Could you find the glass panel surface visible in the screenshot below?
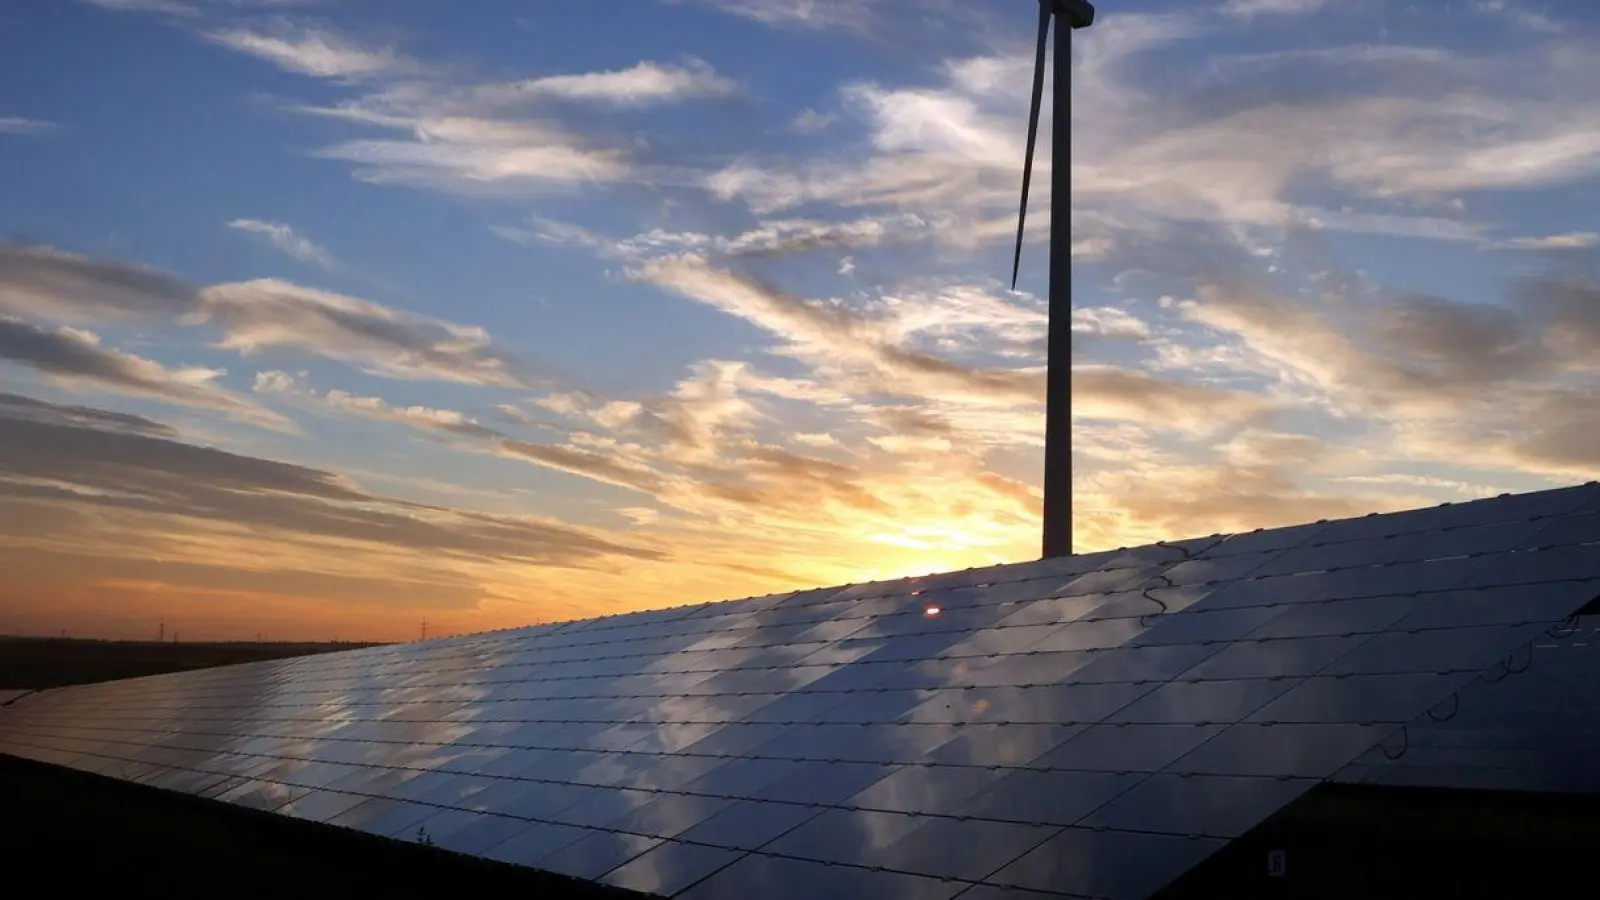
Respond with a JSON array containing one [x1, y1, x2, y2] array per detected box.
[[1167, 722, 1393, 778], [678, 852, 968, 900], [1180, 635, 1366, 681], [418, 810, 535, 856], [1317, 623, 1545, 677], [1080, 772, 1316, 839], [1248, 595, 1430, 640], [926, 723, 1083, 768], [674, 798, 825, 851], [1396, 584, 1600, 630], [951, 886, 1064, 900], [599, 840, 746, 898], [749, 760, 899, 806], [762, 807, 928, 866], [274, 789, 373, 824], [532, 828, 663, 881], [844, 763, 1009, 816], [908, 682, 1157, 726], [877, 816, 1059, 882], [953, 768, 1141, 826], [1247, 671, 1475, 724], [601, 790, 735, 839], [327, 796, 439, 839], [479, 821, 591, 867], [1131, 606, 1290, 647], [1034, 723, 1227, 773], [679, 756, 799, 799], [1109, 678, 1297, 725], [988, 826, 1228, 898], [7, 483, 1595, 900], [1067, 643, 1224, 684]]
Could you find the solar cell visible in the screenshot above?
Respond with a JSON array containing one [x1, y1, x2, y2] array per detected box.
[[3, 484, 1599, 899], [597, 840, 745, 897], [676, 851, 967, 900]]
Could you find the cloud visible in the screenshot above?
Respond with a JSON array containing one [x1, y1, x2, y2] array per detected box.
[[254, 44, 737, 195], [205, 20, 418, 80], [0, 391, 177, 438], [256, 370, 502, 440], [294, 105, 630, 192], [0, 319, 290, 430], [1072, 306, 1152, 340], [791, 108, 836, 133], [227, 219, 336, 268], [0, 243, 541, 390], [672, 0, 877, 31], [1221, 0, 1327, 18], [497, 213, 941, 262], [1074, 365, 1273, 434], [75, 0, 198, 13], [479, 58, 736, 107], [699, 16, 1600, 273], [635, 254, 1044, 405], [196, 278, 539, 387], [0, 242, 197, 324], [0, 395, 662, 592], [259, 371, 668, 493], [0, 117, 58, 136], [315, 133, 627, 191], [1488, 232, 1599, 251], [1179, 271, 1600, 426], [78, 0, 323, 12], [1473, 0, 1563, 34]]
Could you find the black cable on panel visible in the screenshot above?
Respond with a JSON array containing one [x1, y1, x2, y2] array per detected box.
[[1380, 726, 1410, 761], [1549, 614, 1581, 639], [1154, 539, 1198, 561], [1139, 575, 1174, 628], [1426, 692, 1459, 722]]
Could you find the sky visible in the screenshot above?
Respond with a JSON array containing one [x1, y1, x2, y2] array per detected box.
[[2, 0, 1598, 642]]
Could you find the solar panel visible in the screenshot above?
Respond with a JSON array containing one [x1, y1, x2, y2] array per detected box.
[[3, 484, 1599, 899], [1331, 616, 1600, 794]]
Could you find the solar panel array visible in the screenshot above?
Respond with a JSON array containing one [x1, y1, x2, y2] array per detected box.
[[1333, 615, 1600, 795], [3, 484, 1599, 899]]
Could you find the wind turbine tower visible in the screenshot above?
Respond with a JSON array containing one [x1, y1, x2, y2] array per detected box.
[[1011, 0, 1096, 559]]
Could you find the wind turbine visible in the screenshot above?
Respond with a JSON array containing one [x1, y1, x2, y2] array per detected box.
[[1011, 0, 1095, 560]]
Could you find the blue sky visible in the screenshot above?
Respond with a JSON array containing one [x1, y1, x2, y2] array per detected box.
[[2, 0, 1598, 640]]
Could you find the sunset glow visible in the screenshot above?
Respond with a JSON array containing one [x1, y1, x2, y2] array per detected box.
[[2, 0, 1597, 641]]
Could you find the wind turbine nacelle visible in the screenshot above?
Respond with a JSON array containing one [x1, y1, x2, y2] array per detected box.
[[1054, 0, 1095, 29]]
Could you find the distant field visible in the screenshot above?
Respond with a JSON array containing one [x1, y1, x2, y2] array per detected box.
[[0, 636, 387, 690]]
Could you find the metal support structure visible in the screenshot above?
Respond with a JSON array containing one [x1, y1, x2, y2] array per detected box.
[[1012, 0, 1094, 560], [1042, 6, 1078, 560]]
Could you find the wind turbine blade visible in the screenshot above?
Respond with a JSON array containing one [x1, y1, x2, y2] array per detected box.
[[1012, 1, 1050, 291]]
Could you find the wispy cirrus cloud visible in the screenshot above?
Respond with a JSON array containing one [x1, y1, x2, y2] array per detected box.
[[227, 218, 336, 268], [255, 369, 502, 440], [78, 0, 324, 13], [0, 319, 290, 430], [1221, 0, 1328, 18], [210, 20, 739, 195], [668, 0, 877, 31], [634, 254, 1045, 405], [0, 393, 667, 631], [477, 58, 736, 107], [2, 242, 542, 390], [1473, 0, 1563, 35], [197, 279, 541, 387], [1487, 231, 1599, 251], [0, 116, 59, 136], [204, 20, 420, 80], [0, 242, 198, 323]]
